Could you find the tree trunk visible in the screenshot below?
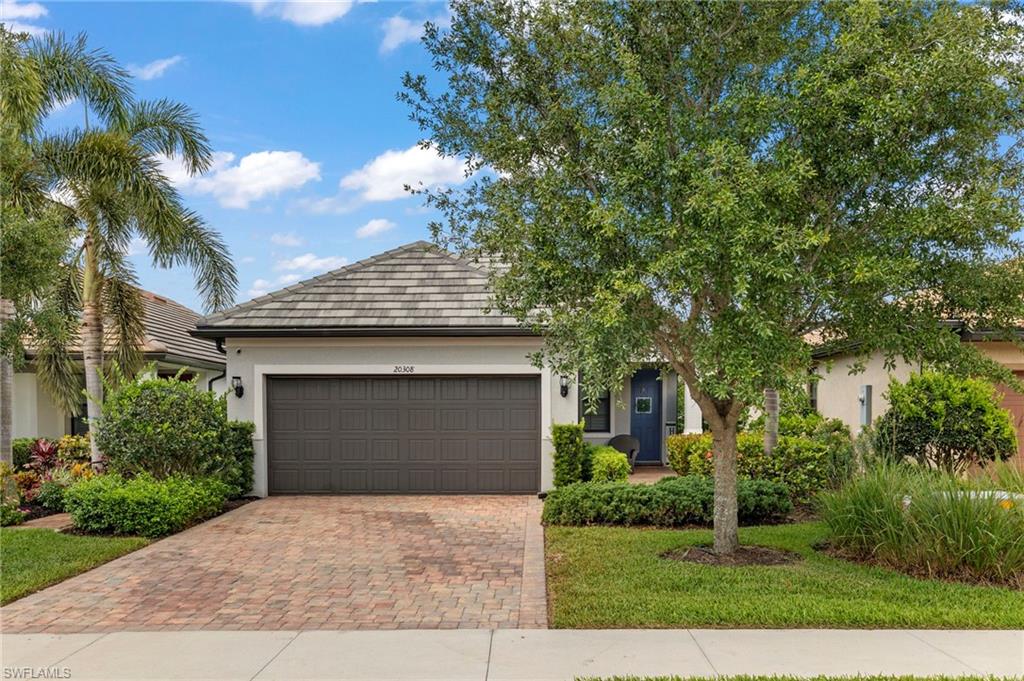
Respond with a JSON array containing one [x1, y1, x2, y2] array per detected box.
[[764, 387, 779, 456], [710, 418, 740, 554], [81, 233, 104, 468], [0, 298, 14, 467]]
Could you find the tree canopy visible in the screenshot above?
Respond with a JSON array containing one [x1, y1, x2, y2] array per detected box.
[[404, 0, 1024, 552]]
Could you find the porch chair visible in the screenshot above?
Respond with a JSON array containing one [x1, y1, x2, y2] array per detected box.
[[607, 434, 641, 471]]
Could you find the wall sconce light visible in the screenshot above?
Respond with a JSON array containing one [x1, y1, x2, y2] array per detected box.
[[231, 376, 244, 398], [559, 375, 570, 398]]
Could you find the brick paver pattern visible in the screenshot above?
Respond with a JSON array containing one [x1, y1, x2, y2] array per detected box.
[[0, 496, 547, 633]]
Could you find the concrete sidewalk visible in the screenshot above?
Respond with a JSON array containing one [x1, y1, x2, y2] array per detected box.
[[2, 629, 1021, 680]]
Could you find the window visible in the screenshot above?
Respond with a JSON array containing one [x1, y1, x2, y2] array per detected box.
[[71, 402, 89, 435], [808, 368, 819, 413], [578, 378, 611, 432]]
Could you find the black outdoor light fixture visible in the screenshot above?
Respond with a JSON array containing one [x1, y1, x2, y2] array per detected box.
[[231, 376, 244, 398], [559, 375, 570, 398]]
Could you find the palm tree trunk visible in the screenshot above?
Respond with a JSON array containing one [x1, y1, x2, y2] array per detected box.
[[764, 387, 779, 456], [81, 232, 104, 468], [0, 298, 14, 467]]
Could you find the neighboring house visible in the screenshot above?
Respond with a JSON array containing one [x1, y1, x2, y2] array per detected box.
[[13, 290, 227, 440], [193, 241, 698, 497], [812, 332, 1024, 462]]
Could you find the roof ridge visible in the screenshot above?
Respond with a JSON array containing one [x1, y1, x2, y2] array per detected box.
[[198, 240, 488, 326]]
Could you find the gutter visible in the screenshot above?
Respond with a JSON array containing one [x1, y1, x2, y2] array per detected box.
[[190, 325, 542, 340], [207, 338, 227, 392]]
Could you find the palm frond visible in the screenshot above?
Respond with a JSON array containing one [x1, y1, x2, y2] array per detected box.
[[27, 31, 132, 128], [122, 99, 213, 175], [102, 274, 144, 382], [33, 267, 83, 414], [0, 28, 47, 136], [147, 209, 238, 312]]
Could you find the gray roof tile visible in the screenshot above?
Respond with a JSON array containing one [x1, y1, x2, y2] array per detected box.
[[196, 241, 524, 332]]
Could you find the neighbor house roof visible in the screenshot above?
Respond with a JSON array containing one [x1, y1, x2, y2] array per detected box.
[[193, 241, 534, 338], [26, 289, 225, 370]]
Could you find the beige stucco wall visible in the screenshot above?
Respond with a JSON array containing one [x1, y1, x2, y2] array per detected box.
[[815, 341, 1024, 435], [814, 353, 920, 434], [222, 336, 576, 496], [12, 372, 65, 440]]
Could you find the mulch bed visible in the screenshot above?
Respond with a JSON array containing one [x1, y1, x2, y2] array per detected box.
[[663, 544, 803, 567]]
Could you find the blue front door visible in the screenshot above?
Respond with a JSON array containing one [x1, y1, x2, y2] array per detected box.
[[630, 369, 662, 464]]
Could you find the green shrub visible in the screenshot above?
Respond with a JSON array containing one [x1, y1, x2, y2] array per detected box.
[[64, 474, 230, 538], [820, 464, 1024, 587], [55, 434, 90, 465], [552, 422, 586, 487], [589, 446, 630, 482], [0, 502, 25, 527], [94, 375, 230, 478], [668, 431, 832, 504], [874, 372, 1017, 474], [220, 421, 255, 497], [542, 475, 791, 527], [12, 438, 34, 470], [35, 480, 66, 512], [666, 433, 710, 475]]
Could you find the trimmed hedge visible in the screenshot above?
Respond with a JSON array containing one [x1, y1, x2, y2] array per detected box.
[[221, 421, 256, 498], [667, 431, 832, 503], [64, 474, 230, 538], [589, 446, 630, 482], [542, 476, 792, 527], [552, 422, 586, 486], [12, 438, 34, 470]]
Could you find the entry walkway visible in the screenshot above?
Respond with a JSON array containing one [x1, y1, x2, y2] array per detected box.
[[2, 629, 1021, 680]]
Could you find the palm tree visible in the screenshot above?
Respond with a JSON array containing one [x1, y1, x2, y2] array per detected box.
[[1, 28, 130, 464], [2, 30, 238, 467]]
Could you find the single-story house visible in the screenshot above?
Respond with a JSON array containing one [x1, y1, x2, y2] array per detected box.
[[812, 331, 1024, 463], [193, 241, 704, 497], [13, 290, 227, 440]]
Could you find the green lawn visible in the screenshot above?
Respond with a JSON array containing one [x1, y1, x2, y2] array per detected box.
[[546, 522, 1024, 629], [0, 528, 149, 604]]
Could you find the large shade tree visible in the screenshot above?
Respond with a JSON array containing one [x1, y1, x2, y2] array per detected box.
[[1, 29, 238, 466], [404, 0, 1024, 553]]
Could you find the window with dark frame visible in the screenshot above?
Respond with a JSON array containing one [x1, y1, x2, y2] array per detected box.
[[808, 374, 819, 412], [578, 376, 611, 432]]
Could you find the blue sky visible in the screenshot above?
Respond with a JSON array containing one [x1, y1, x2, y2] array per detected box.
[[5, 0, 458, 312]]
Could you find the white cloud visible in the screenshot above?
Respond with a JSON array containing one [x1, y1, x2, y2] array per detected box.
[[240, 256, 256, 264], [2, 0, 49, 35], [246, 278, 273, 298], [355, 218, 396, 239], [274, 252, 348, 272], [277, 273, 302, 285], [380, 12, 449, 54], [126, 237, 147, 257], [339, 144, 468, 202], [270, 231, 303, 247], [243, 1, 356, 26], [128, 55, 183, 81], [380, 16, 423, 53], [160, 150, 321, 209]]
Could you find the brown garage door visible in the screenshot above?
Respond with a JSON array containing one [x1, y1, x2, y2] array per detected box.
[[266, 376, 541, 494]]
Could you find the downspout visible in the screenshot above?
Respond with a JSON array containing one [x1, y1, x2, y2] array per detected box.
[[207, 338, 227, 391]]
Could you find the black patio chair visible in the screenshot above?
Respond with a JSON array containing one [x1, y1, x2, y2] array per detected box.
[[608, 434, 641, 471]]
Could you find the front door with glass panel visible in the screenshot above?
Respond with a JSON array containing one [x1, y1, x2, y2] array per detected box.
[[630, 369, 662, 464]]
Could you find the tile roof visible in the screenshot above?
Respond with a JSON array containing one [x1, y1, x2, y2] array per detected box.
[[25, 290, 225, 368], [195, 241, 530, 336]]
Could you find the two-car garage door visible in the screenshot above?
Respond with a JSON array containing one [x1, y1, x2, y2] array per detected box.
[[266, 376, 541, 494]]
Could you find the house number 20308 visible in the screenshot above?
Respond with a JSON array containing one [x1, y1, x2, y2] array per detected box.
[[393, 365, 415, 374]]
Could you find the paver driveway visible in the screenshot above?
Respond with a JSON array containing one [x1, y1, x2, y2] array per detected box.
[[0, 496, 546, 633]]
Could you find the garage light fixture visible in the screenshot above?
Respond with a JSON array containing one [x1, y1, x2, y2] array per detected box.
[[559, 375, 570, 398], [231, 376, 244, 398]]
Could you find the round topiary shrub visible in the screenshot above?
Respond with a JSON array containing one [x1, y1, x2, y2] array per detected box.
[[874, 372, 1018, 474], [94, 375, 231, 479]]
